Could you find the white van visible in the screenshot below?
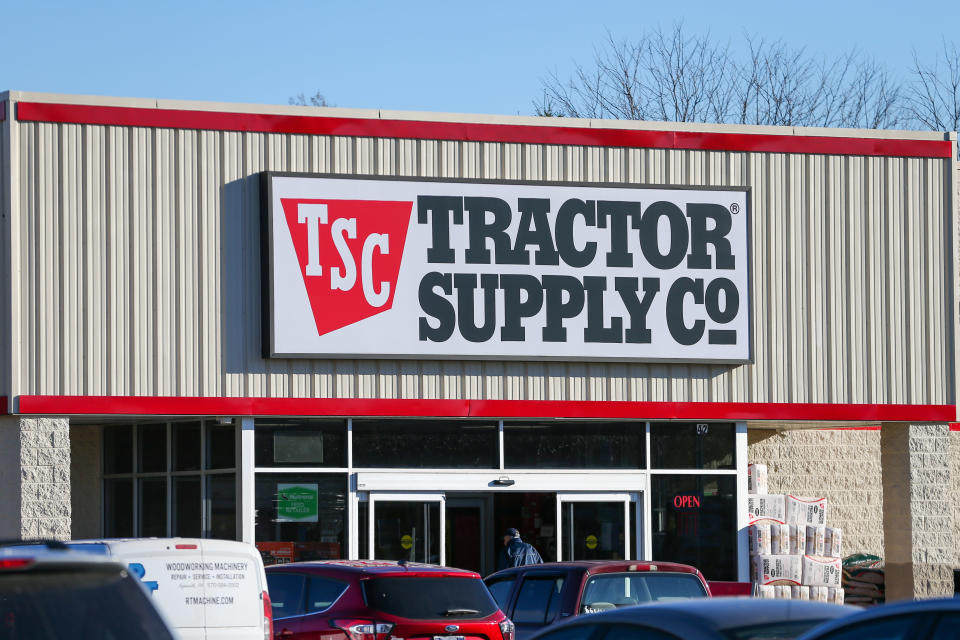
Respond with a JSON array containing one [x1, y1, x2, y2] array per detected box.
[[65, 538, 271, 640]]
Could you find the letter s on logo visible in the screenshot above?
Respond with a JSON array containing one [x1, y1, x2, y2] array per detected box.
[[362, 233, 390, 307], [330, 217, 358, 291]]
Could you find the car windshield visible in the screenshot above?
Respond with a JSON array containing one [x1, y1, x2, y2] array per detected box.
[[580, 573, 707, 612], [0, 569, 174, 640], [722, 619, 832, 640], [364, 576, 499, 619]]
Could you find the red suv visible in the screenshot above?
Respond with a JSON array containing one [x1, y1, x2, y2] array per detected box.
[[266, 560, 514, 640]]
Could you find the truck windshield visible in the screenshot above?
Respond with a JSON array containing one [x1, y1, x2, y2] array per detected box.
[[580, 572, 707, 613], [364, 576, 498, 619]]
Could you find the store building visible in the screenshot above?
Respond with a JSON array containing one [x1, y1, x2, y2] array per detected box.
[[0, 91, 956, 597]]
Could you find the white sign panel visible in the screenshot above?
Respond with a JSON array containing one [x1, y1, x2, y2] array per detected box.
[[262, 174, 751, 363]]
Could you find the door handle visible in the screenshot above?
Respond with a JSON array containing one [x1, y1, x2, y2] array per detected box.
[[277, 629, 294, 638]]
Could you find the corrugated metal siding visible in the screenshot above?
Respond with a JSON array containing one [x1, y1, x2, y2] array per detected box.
[[8, 117, 956, 406]]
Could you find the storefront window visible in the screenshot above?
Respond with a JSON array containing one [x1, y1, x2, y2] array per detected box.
[[103, 426, 133, 474], [139, 478, 167, 537], [650, 422, 735, 470], [504, 422, 646, 469], [173, 421, 202, 472], [206, 474, 236, 539], [207, 423, 236, 469], [173, 477, 202, 537], [102, 421, 238, 539], [137, 424, 167, 473], [353, 420, 498, 469], [255, 474, 347, 565], [651, 475, 736, 581], [255, 420, 346, 468], [103, 478, 133, 537]]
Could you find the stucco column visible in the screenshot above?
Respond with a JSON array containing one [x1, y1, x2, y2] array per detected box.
[[0, 416, 72, 540], [881, 422, 954, 600]]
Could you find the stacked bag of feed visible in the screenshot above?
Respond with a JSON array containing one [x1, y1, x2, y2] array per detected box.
[[748, 464, 844, 604], [842, 553, 885, 606]]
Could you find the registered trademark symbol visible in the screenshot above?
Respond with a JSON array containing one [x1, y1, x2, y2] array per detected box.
[[730, 203, 740, 214]]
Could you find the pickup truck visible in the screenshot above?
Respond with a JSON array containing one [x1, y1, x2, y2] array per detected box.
[[484, 561, 711, 640]]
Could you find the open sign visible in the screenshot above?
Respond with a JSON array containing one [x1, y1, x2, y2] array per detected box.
[[673, 495, 701, 510]]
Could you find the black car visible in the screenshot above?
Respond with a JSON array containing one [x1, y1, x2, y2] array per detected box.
[[0, 544, 174, 640], [797, 597, 960, 640], [528, 598, 857, 640]]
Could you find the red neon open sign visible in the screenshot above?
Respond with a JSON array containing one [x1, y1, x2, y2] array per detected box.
[[673, 495, 701, 509]]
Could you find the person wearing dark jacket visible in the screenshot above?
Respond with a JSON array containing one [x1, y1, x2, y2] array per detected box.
[[496, 528, 543, 570]]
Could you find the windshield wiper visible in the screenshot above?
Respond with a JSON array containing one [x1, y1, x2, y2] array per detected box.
[[444, 608, 480, 616]]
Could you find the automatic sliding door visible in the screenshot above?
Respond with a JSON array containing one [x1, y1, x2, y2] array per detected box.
[[369, 493, 444, 565], [558, 493, 640, 561]]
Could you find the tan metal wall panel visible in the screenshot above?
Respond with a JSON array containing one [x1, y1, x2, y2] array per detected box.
[[8, 115, 956, 407]]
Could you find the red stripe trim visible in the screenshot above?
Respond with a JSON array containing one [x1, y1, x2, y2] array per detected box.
[[951, 422, 960, 432], [15, 101, 952, 159], [14, 395, 956, 422]]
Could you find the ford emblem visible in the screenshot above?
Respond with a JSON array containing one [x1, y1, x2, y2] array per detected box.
[[445, 626, 460, 632]]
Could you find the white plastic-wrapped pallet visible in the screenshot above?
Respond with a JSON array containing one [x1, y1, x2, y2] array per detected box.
[[810, 586, 829, 603], [805, 525, 826, 556], [752, 555, 803, 585], [824, 527, 843, 558], [802, 555, 842, 587], [748, 495, 786, 525], [788, 524, 806, 555], [770, 523, 784, 554], [775, 585, 791, 599], [827, 587, 845, 605], [749, 524, 772, 556], [786, 496, 828, 526], [748, 463, 768, 494], [753, 584, 775, 598]]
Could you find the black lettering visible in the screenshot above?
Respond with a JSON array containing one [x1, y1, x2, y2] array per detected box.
[[418, 196, 463, 264], [583, 276, 622, 343], [465, 197, 525, 264], [542, 275, 585, 342], [597, 201, 640, 267], [616, 277, 660, 344], [687, 203, 735, 269], [514, 198, 559, 265], [555, 199, 597, 268], [638, 201, 689, 269], [418, 272, 455, 342], [705, 277, 739, 344], [500, 274, 544, 341], [453, 273, 499, 342], [666, 277, 704, 346]]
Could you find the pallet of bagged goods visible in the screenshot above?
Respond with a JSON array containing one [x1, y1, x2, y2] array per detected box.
[[746, 479, 843, 603], [842, 553, 885, 606]]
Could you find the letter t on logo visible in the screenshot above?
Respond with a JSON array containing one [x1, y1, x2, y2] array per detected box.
[[298, 203, 328, 276]]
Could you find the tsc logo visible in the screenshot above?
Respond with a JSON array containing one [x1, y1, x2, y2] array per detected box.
[[280, 198, 412, 336]]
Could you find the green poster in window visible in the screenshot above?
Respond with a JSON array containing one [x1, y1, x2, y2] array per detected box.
[[277, 483, 319, 522]]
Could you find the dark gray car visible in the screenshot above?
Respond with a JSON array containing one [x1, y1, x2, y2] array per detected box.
[[0, 546, 175, 640], [527, 598, 857, 640], [797, 597, 960, 640]]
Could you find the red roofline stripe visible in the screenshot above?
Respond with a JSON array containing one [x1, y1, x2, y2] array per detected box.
[[13, 395, 956, 422], [14, 101, 952, 159]]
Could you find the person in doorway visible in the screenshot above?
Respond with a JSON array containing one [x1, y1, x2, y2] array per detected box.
[[497, 528, 543, 570]]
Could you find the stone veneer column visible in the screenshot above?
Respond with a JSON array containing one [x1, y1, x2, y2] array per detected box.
[[881, 422, 954, 600], [0, 416, 72, 540]]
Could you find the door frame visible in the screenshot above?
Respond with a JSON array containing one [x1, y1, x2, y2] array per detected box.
[[368, 491, 446, 565], [556, 492, 643, 561]]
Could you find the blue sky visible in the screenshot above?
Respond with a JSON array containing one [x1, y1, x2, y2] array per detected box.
[[2, 0, 958, 116]]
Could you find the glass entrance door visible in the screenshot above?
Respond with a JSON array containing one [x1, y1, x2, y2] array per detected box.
[[369, 493, 444, 565], [558, 493, 640, 561]]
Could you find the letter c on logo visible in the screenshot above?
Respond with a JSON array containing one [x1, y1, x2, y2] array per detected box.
[[362, 233, 390, 307]]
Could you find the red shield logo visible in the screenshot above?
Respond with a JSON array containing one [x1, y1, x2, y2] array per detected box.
[[280, 198, 413, 336]]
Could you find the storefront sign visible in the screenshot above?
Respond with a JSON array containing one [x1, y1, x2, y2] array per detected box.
[[276, 483, 319, 522], [585, 534, 598, 550], [263, 174, 750, 363]]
